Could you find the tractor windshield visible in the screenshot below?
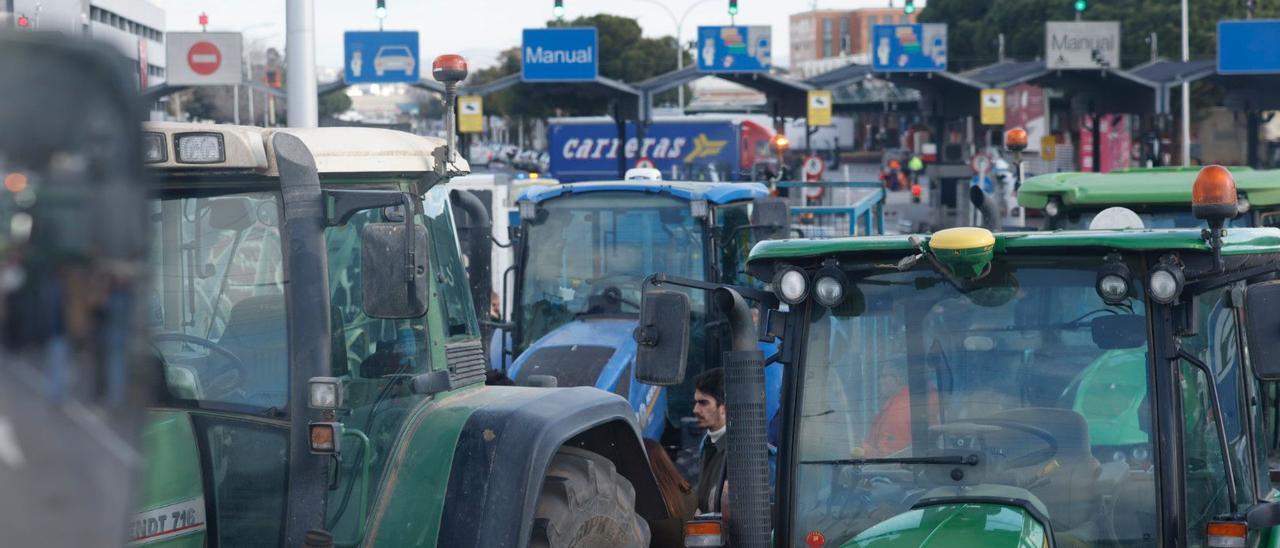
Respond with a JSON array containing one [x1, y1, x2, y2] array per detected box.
[[517, 192, 706, 353], [791, 257, 1158, 547], [149, 189, 290, 413]]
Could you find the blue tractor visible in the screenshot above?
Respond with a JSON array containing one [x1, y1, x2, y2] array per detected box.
[[491, 179, 788, 443]]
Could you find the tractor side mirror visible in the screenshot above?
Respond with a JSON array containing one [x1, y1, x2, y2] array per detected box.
[[633, 289, 691, 386], [1246, 280, 1280, 381], [361, 221, 431, 319], [751, 197, 790, 242]]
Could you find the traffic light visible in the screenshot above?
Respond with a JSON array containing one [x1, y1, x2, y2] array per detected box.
[[904, 0, 916, 14], [728, 0, 739, 16], [375, 0, 387, 19], [15, 14, 29, 28], [1074, 0, 1087, 12], [553, 0, 564, 19]]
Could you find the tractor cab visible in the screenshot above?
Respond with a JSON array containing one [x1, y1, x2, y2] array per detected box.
[[637, 166, 1280, 547], [496, 180, 788, 440], [139, 119, 666, 548], [1020, 166, 1280, 230]]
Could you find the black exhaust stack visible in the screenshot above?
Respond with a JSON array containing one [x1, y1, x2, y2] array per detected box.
[[713, 288, 769, 548]]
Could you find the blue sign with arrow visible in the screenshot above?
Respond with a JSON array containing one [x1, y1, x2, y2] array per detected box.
[[696, 26, 772, 73], [871, 24, 947, 72], [522, 28, 598, 82], [1218, 20, 1280, 74], [344, 31, 420, 84]]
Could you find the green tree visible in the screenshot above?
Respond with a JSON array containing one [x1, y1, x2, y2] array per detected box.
[[319, 90, 352, 119]]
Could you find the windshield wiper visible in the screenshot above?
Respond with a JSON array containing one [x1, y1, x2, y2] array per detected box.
[[800, 454, 980, 467]]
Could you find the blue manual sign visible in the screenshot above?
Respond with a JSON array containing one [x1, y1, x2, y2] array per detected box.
[[1218, 20, 1280, 74], [522, 28, 598, 82], [872, 24, 947, 72], [344, 31, 420, 84], [696, 26, 771, 73]]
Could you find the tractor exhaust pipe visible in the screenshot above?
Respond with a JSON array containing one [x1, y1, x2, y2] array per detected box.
[[712, 288, 769, 548]]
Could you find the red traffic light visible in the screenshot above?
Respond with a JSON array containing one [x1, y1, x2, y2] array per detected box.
[[198, 13, 208, 27], [16, 14, 30, 28], [432, 54, 468, 83]]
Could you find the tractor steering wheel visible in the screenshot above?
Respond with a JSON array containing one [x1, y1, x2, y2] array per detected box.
[[152, 333, 247, 398]]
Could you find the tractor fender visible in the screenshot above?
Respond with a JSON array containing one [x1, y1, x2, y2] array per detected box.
[[436, 386, 666, 548]]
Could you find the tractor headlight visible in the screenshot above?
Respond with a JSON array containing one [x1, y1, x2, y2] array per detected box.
[[308, 376, 342, 410], [142, 132, 167, 164], [1044, 197, 1063, 218], [519, 200, 537, 222], [174, 132, 225, 164], [773, 266, 809, 305], [1147, 263, 1185, 305], [813, 267, 847, 308], [1095, 255, 1132, 305]]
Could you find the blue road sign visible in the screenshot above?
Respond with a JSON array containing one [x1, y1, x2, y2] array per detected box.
[[1218, 20, 1280, 74], [696, 26, 771, 73], [871, 24, 947, 72], [344, 31, 420, 84], [522, 28, 598, 82]]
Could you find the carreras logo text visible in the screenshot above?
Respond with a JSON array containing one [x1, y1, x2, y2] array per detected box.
[[559, 134, 728, 162], [525, 46, 594, 64]]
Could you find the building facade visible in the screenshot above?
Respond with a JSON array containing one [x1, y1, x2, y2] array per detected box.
[[3, 0, 164, 88], [790, 7, 918, 77]]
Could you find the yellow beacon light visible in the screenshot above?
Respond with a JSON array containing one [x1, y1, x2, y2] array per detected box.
[[929, 227, 996, 277]]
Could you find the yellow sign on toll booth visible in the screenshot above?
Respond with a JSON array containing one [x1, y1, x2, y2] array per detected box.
[[807, 90, 833, 127], [458, 95, 483, 134], [980, 89, 1005, 126]]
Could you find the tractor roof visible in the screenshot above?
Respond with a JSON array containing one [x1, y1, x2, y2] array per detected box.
[[748, 228, 1280, 264], [142, 122, 466, 178], [518, 180, 770, 205], [1018, 166, 1280, 209]]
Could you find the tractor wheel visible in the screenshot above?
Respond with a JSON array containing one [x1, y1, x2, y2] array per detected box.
[[530, 447, 650, 548]]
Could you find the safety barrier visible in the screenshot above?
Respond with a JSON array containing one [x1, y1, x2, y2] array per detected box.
[[775, 181, 886, 237]]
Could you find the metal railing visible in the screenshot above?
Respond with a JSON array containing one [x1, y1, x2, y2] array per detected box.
[[775, 181, 886, 237]]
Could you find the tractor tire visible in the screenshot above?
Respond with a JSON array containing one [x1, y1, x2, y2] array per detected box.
[[530, 447, 650, 548]]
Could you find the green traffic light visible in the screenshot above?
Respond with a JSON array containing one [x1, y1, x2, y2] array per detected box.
[[728, 0, 738, 15], [905, 4, 915, 14], [553, 6, 564, 17], [1074, 0, 1087, 11]]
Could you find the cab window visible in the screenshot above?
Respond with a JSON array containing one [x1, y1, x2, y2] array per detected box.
[[714, 203, 754, 286], [149, 191, 288, 412]]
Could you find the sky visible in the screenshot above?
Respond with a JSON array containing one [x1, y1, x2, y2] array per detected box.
[[151, 0, 916, 72]]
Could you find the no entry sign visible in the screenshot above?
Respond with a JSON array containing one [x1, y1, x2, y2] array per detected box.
[[187, 42, 222, 75], [167, 32, 242, 86]]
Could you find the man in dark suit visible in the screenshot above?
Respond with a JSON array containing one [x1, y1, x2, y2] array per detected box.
[[692, 368, 728, 514]]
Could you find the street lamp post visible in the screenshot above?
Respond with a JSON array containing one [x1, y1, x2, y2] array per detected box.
[[630, 0, 719, 110], [1181, 0, 1190, 166]]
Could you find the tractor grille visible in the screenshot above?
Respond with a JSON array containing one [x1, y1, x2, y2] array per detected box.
[[447, 339, 487, 388], [513, 345, 615, 388]]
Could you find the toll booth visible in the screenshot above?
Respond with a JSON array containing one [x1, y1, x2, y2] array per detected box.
[[454, 72, 644, 178], [806, 62, 991, 230], [632, 66, 811, 179]]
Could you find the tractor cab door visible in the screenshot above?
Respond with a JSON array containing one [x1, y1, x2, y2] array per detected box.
[[145, 190, 292, 546]]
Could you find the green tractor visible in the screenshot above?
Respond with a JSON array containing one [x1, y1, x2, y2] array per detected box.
[[636, 165, 1280, 547], [1019, 166, 1280, 230], [134, 56, 662, 548]]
